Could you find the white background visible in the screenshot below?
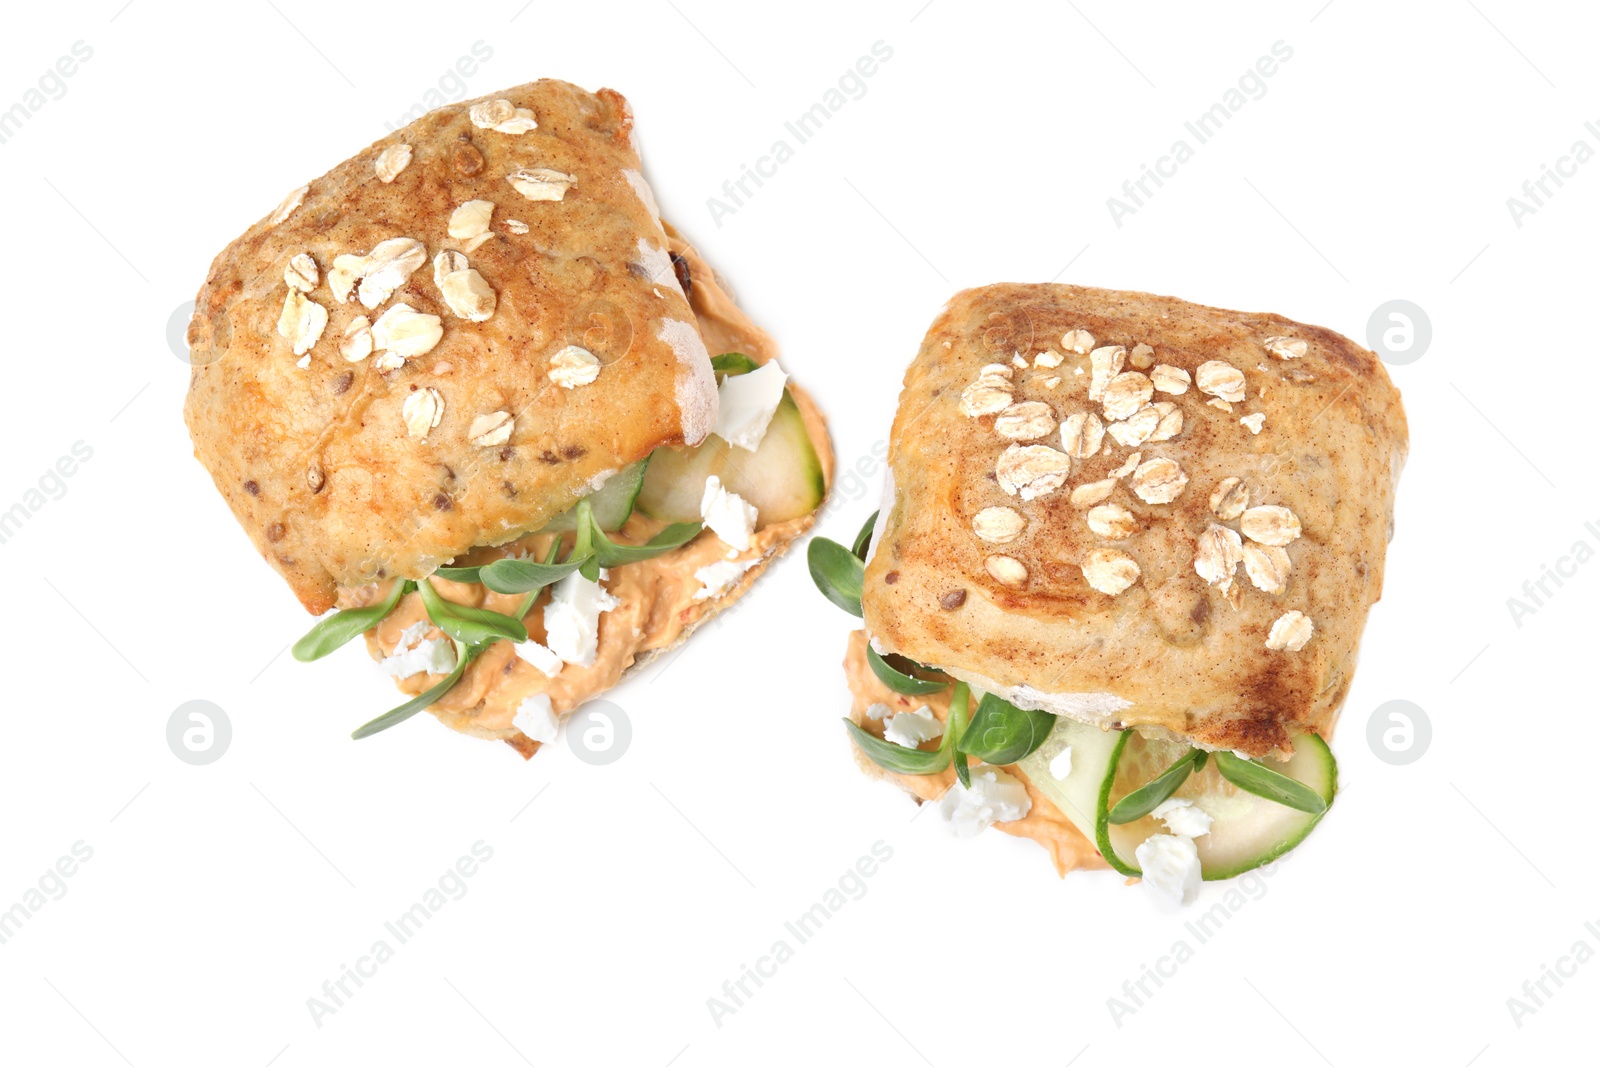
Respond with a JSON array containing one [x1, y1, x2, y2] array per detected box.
[[0, 1, 1591, 1064]]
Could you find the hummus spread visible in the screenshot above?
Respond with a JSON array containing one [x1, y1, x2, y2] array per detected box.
[[842, 630, 1106, 876], [343, 232, 833, 755]]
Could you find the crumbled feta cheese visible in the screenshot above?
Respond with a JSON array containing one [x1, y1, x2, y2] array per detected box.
[[712, 361, 787, 451], [700, 475, 757, 551], [864, 702, 893, 721], [514, 640, 563, 678], [1152, 797, 1213, 839], [937, 766, 1031, 837], [512, 694, 559, 743], [1049, 745, 1073, 780], [693, 556, 759, 601], [1135, 834, 1202, 908], [379, 621, 456, 678], [543, 571, 620, 667], [883, 706, 942, 749]]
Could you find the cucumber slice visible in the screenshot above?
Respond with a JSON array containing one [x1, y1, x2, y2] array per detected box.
[[541, 459, 648, 533], [636, 390, 824, 526], [1020, 724, 1337, 881], [1101, 733, 1337, 880]]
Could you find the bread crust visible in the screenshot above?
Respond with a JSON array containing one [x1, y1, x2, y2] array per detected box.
[[184, 80, 716, 613], [862, 284, 1407, 757]]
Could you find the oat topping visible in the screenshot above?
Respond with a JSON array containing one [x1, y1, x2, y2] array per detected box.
[[996, 443, 1072, 500], [375, 143, 412, 183], [1264, 335, 1308, 360], [468, 410, 514, 447], [439, 268, 497, 322], [469, 98, 538, 134], [277, 290, 327, 356], [402, 387, 444, 439], [1060, 411, 1105, 458], [1107, 404, 1160, 447], [1240, 412, 1266, 435], [1069, 478, 1118, 507], [433, 250, 469, 289], [269, 185, 308, 225], [1082, 549, 1140, 596], [549, 344, 601, 388], [1042, 375, 1062, 389], [1034, 349, 1064, 369], [1149, 401, 1183, 442], [1193, 523, 1244, 588], [1129, 457, 1188, 504], [1088, 345, 1126, 402], [1265, 610, 1314, 651], [1088, 504, 1137, 539], [283, 253, 319, 294], [972, 506, 1026, 543], [507, 167, 576, 201], [504, 219, 530, 235], [1150, 364, 1190, 395], [1196, 360, 1246, 403], [1062, 329, 1096, 354], [995, 401, 1057, 441], [1206, 397, 1234, 413], [1240, 505, 1301, 547], [327, 254, 365, 304], [1243, 542, 1291, 594], [1209, 477, 1249, 520], [1011, 353, 1028, 369], [985, 554, 1029, 586], [370, 303, 444, 367], [356, 237, 428, 309], [448, 200, 495, 241], [340, 315, 373, 362], [1128, 342, 1155, 369], [959, 367, 1015, 417], [1102, 371, 1154, 421], [1110, 451, 1142, 480]]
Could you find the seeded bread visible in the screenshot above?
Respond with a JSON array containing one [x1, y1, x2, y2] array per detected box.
[[861, 284, 1407, 757], [184, 80, 718, 614]]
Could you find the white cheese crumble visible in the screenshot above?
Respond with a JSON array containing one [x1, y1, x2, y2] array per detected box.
[[937, 766, 1031, 837], [543, 570, 620, 668], [1135, 834, 1202, 908], [693, 556, 759, 601], [379, 621, 456, 678], [512, 694, 559, 743], [1151, 797, 1213, 839], [883, 706, 942, 749], [700, 475, 757, 551], [514, 640, 563, 678], [1049, 745, 1074, 780], [864, 702, 893, 721], [712, 361, 787, 452]]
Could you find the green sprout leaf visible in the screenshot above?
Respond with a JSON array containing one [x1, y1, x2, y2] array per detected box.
[[479, 556, 588, 595], [352, 640, 472, 740], [851, 510, 879, 561], [948, 682, 971, 788], [431, 565, 482, 583], [1215, 751, 1329, 815], [416, 579, 528, 646], [590, 521, 704, 567], [808, 536, 864, 617], [292, 579, 412, 662], [711, 352, 760, 378], [955, 693, 1056, 766], [1107, 749, 1208, 825], [843, 719, 951, 776], [866, 646, 950, 696]]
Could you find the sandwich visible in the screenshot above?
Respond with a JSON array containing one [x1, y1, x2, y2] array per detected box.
[[184, 80, 831, 754], [808, 284, 1406, 904]]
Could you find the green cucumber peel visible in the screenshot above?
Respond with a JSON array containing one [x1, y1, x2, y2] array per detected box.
[[1107, 748, 1208, 825], [292, 579, 413, 662], [948, 682, 971, 788], [955, 693, 1056, 766], [808, 536, 864, 617], [710, 352, 760, 378], [1214, 750, 1329, 815]]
